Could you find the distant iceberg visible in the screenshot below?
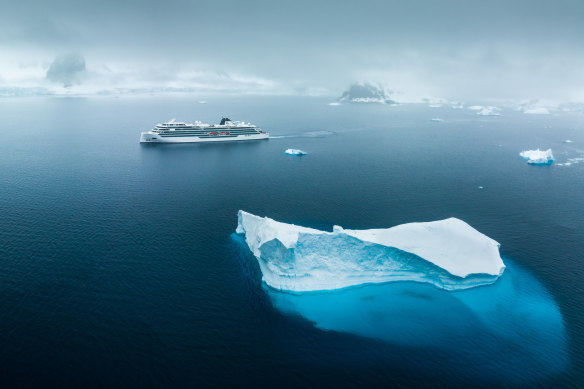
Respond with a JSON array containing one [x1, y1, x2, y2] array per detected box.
[[520, 149, 554, 165], [284, 148, 307, 155], [475, 106, 501, 116], [430, 118, 444, 122], [236, 211, 505, 292], [337, 83, 394, 104]]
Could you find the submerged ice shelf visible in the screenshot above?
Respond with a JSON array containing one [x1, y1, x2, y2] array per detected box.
[[236, 211, 506, 292]]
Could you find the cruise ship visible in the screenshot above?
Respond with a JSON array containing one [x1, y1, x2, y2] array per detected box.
[[140, 118, 269, 143]]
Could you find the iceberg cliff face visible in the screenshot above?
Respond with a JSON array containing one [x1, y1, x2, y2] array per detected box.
[[236, 211, 505, 292]]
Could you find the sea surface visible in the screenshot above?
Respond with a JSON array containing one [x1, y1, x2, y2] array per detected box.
[[0, 96, 583, 387]]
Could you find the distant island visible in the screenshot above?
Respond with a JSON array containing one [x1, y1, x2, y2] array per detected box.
[[337, 83, 395, 104]]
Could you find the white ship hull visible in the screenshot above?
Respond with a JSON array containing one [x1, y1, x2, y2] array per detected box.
[[140, 131, 269, 143]]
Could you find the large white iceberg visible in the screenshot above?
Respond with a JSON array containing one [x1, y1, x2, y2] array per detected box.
[[236, 211, 505, 292], [520, 149, 554, 165]]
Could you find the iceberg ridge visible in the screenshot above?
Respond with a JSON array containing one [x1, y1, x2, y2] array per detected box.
[[236, 211, 505, 292]]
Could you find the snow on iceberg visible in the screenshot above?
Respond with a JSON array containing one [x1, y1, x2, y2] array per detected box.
[[520, 149, 554, 165], [284, 148, 307, 155], [236, 211, 505, 292]]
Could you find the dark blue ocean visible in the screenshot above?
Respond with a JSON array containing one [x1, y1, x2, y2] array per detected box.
[[0, 96, 583, 387]]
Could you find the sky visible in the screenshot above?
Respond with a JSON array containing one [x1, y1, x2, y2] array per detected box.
[[1, 0, 583, 102]]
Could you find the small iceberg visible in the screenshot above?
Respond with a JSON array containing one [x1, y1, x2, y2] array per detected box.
[[564, 139, 573, 143], [284, 148, 307, 156], [430, 118, 444, 122], [520, 149, 554, 165], [236, 211, 505, 292], [327, 102, 341, 106]]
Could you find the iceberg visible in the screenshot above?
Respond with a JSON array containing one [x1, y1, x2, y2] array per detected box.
[[520, 149, 554, 165], [236, 211, 505, 292], [468, 105, 501, 116], [284, 148, 307, 155], [430, 118, 444, 122], [337, 83, 395, 104]]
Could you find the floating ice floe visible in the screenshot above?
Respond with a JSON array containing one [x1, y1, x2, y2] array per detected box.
[[236, 211, 505, 292], [327, 102, 341, 106], [430, 118, 444, 122], [564, 139, 573, 143], [520, 149, 554, 165], [284, 148, 307, 155], [557, 156, 584, 167]]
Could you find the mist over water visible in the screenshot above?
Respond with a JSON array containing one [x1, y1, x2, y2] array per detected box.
[[0, 96, 583, 386]]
